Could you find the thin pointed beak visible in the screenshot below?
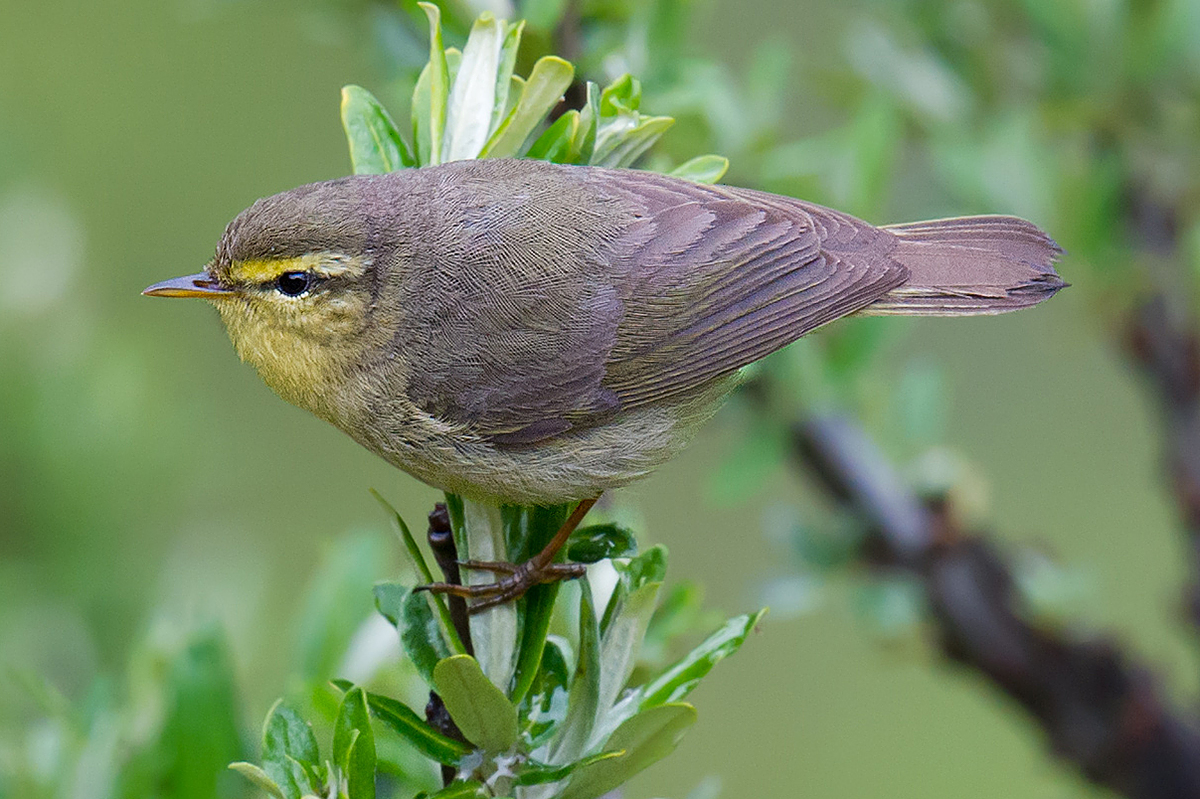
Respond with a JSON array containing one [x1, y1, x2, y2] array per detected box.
[[142, 273, 230, 298]]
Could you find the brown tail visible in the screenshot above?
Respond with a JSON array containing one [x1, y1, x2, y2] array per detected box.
[[864, 215, 1066, 316]]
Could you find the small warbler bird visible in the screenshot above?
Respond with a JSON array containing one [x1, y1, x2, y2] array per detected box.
[[145, 158, 1063, 608]]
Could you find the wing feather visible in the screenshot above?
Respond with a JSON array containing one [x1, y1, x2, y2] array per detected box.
[[395, 161, 907, 445]]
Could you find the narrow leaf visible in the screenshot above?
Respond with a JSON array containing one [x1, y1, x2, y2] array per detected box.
[[601, 610, 765, 741], [404, 588, 453, 684], [229, 763, 286, 799], [374, 582, 451, 685], [525, 110, 579, 162], [459, 499, 518, 691], [514, 751, 624, 786], [444, 13, 504, 161], [481, 56, 575, 157], [412, 62, 433, 165], [261, 700, 320, 799], [560, 704, 697, 799], [509, 577, 560, 706], [344, 735, 375, 799], [333, 688, 376, 799], [361, 690, 472, 765], [433, 655, 519, 752], [371, 491, 466, 656], [639, 610, 766, 708], [490, 21, 525, 134], [595, 582, 661, 738], [568, 81, 600, 164], [599, 74, 641, 116], [340, 85, 414, 174], [669, 154, 729, 184], [592, 116, 674, 168], [548, 578, 601, 765], [418, 2, 448, 164]]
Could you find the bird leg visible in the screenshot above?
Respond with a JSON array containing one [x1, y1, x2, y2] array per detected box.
[[416, 496, 598, 614]]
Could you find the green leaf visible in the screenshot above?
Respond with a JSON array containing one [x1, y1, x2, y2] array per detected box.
[[374, 583, 451, 685], [669, 154, 729, 184], [333, 688, 376, 799], [618, 545, 668, 593], [514, 751, 624, 786], [433, 655, 519, 752], [567, 523, 638, 563], [568, 81, 600, 164], [481, 56, 575, 157], [417, 2, 449, 164], [592, 115, 675, 168], [444, 13, 505, 161], [229, 762, 286, 799], [490, 22, 524, 135], [261, 700, 320, 799], [521, 636, 571, 748], [596, 582, 660, 732], [427, 780, 487, 799], [602, 545, 667, 634], [370, 490, 435, 584], [596, 610, 764, 743], [340, 85, 414, 174], [502, 502, 571, 563], [412, 62, 433, 165], [525, 110, 580, 162], [360, 690, 472, 765], [371, 491, 466, 656], [458, 498, 519, 691], [637, 610, 766, 709], [560, 704, 698, 799], [548, 578, 601, 765], [591, 75, 674, 167], [599, 74, 641, 115]]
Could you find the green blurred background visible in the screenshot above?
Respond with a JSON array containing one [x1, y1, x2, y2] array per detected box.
[[1, 0, 1193, 797]]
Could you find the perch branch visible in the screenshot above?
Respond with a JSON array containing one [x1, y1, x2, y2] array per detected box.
[[791, 415, 1200, 799]]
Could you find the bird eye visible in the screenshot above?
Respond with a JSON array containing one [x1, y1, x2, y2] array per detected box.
[[275, 271, 313, 297]]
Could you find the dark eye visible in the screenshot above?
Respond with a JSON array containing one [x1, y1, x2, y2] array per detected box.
[[276, 271, 313, 297]]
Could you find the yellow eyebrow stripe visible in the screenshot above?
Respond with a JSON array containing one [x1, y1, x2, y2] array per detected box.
[[229, 257, 307, 285], [228, 253, 367, 284]]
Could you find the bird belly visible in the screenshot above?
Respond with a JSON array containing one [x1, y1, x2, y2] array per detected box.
[[352, 376, 736, 504]]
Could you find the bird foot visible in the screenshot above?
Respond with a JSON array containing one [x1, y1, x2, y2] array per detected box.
[[414, 497, 598, 614], [416, 560, 587, 613]]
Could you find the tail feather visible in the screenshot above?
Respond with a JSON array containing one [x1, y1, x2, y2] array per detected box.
[[865, 215, 1066, 316]]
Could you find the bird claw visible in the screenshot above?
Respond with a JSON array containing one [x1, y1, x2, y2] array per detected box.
[[415, 497, 598, 614], [418, 561, 587, 614]]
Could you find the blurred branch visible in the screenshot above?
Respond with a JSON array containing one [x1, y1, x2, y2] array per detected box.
[[1127, 296, 1200, 632], [791, 414, 1200, 799]]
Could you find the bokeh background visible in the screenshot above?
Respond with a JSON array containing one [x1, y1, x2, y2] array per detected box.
[[2, 0, 1196, 797]]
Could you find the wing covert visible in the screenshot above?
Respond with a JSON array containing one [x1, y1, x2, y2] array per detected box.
[[392, 161, 908, 445]]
